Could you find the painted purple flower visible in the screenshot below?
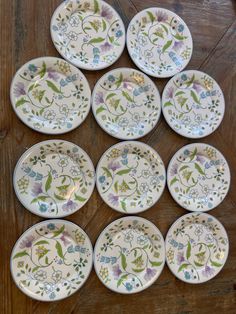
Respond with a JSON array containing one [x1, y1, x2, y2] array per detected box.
[[173, 41, 184, 52], [177, 251, 185, 265], [101, 5, 113, 20], [196, 155, 205, 164], [192, 83, 202, 93], [31, 182, 43, 197], [19, 235, 35, 249], [108, 193, 119, 207], [170, 163, 178, 176], [108, 161, 121, 171], [202, 265, 215, 278], [144, 268, 157, 281], [95, 91, 104, 105], [155, 11, 168, 22], [62, 200, 77, 212], [165, 86, 174, 99], [47, 68, 60, 81], [101, 42, 112, 52], [14, 82, 26, 97], [60, 231, 71, 246], [112, 264, 122, 279]]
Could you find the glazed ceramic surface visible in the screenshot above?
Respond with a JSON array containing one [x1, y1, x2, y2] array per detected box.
[[167, 143, 230, 212], [51, 0, 125, 70], [165, 213, 229, 284], [94, 216, 165, 293], [96, 141, 166, 213], [162, 70, 225, 138], [127, 8, 193, 78], [14, 140, 95, 218], [10, 220, 93, 301], [92, 68, 161, 140], [10, 57, 91, 134]]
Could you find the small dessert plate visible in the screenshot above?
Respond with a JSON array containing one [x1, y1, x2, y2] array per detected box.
[[96, 141, 166, 214], [10, 220, 93, 301], [162, 70, 225, 138], [94, 216, 165, 293], [92, 68, 161, 140], [50, 0, 125, 70], [167, 143, 230, 212], [127, 8, 193, 78], [10, 57, 91, 134], [165, 212, 229, 284], [14, 140, 95, 218]]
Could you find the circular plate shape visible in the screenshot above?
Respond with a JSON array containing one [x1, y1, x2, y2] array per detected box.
[[14, 140, 95, 218], [50, 0, 125, 70], [92, 68, 161, 140], [10, 220, 93, 301], [167, 143, 230, 212], [162, 70, 225, 138], [96, 141, 166, 214], [10, 57, 91, 134], [165, 212, 229, 284], [127, 8, 193, 78], [94, 216, 165, 293]]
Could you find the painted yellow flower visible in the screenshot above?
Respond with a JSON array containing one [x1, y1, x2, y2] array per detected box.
[[35, 245, 48, 258], [204, 147, 216, 159], [57, 61, 71, 74], [131, 72, 145, 85], [167, 248, 174, 264], [75, 231, 86, 245], [99, 266, 109, 281], [109, 148, 120, 159], [203, 75, 213, 90]]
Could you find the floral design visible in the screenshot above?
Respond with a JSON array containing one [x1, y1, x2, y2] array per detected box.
[[96, 142, 166, 213], [11, 221, 93, 301], [95, 217, 165, 293], [162, 71, 225, 138], [14, 140, 95, 218], [92, 68, 161, 139], [11, 57, 91, 134], [127, 8, 192, 77], [51, 0, 125, 70], [166, 213, 229, 283], [168, 143, 230, 211]]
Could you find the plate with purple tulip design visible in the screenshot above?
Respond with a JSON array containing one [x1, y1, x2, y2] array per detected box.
[[162, 70, 225, 138], [10, 219, 93, 301], [94, 216, 165, 293], [165, 212, 229, 284], [13, 140, 95, 218], [50, 0, 125, 70], [167, 143, 230, 212], [96, 141, 166, 214], [10, 57, 91, 134], [127, 8, 193, 78]]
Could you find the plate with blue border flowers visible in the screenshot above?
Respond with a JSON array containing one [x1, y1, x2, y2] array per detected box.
[[94, 216, 165, 293], [10, 219, 93, 301], [127, 8, 193, 78], [13, 140, 95, 218], [162, 70, 225, 138], [10, 57, 91, 134], [167, 143, 230, 212], [92, 68, 161, 140], [165, 212, 229, 284], [50, 0, 125, 70]]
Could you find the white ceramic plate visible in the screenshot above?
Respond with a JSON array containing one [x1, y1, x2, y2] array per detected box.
[[162, 70, 225, 138], [96, 141, 166, 214], [94, 216, 165, 293], [165, 212, 229, 284], [10, 57, 91, 134], [10, 220, 93, 301], [167, 143, 230, 212], [127, 7, 193, 78], [14, 140, 95, 218], [92, 68, 161, 140], [50, 0, 125, 70]]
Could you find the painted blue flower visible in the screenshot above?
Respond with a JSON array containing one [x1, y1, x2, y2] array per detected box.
[[72, 147, 78, 153], [139, 130, 144, 135], [99, 176, 106, 183], [60, 79, 67, 87], [208, 202, 213, 209], [52, 25, 58, 31], [67, 123, 72, 128], [206, 91, 210, 97], [159, 175, 165, 181], [121, 153, 127, 159], [181, 74, 187, 81], [108, 75, 115, 82], [178, 24, 184, 32], [93, 47, 100, 54], [28, 64, 37, 72], [121, 159, 128, 165], [125, 282, 133, 291], [49, 292, 56, 300], [47, 223, 55, 230], [39, 203, 48, 213], [184, 271, 191, 280], [67, 245, 74, 253], [184, 149, 190, 155], [123, 148, 129, 154], [205, 162, 211, 169], [115, 30, 123, 38]]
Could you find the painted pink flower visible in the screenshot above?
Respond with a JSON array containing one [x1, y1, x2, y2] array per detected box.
[[31, 182, 43, 197], [19, 235, 35, 249], [62, 200, 77, 212], [177, 251, 185, 265], [101, 42, 112, 52], [173, 41, 184, 52], [60, 231, 71, 246], [108, 161, 121, 171], [155, 11, 168, 22], [202, 265, 215, 278], [170, 163, 178, 176], [192, 83, 202, 93], [112, 264, 122, 279], [165, 86, 174, 99], [95, 91, 104, 105], [101, 5, 113, 20], [144, 268, 157, 281], [47, 68, 60, 81], [108, 193, 119, 207], [196, 155, 205, 164], [14, 82, 26, 97]]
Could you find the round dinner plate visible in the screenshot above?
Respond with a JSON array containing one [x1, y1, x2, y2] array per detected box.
[[92, 68, 161, 140], [167, 143, 230, 212], [13, 140, 95, 218], [165, 212, 229, 284], [162, 70, 225, 138], [127, 7, 193, 78], [10, 57, 91, 134], [96, 141, 166, 214], [10, 220, 93, 301], [50, 0, 125, 70], [94, 216, 165, 294]]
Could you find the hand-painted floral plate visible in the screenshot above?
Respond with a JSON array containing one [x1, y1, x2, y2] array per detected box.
[[50, 0, 125, 70], [10, 57, 91, 134], [96, 141, 166, 213], [13, 140, 95, 218], [162, 70, 225, 138], [94, 216, 165, 293], [92, 68, 161, 140], [10, 220, 93, 301], [165, 212, 229, 284], [127, 8, 193, 78], [167, 143, 230, 212]]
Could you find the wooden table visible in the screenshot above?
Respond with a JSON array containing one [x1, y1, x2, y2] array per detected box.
[[1, 0, 236, 313]]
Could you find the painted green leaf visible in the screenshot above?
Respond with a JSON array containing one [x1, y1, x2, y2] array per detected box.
[[55, 241, 64, 259], [108, 36, 114, 43], [115, 73, 123, 88], [13, 250, 29, 259], [190, 90, 200, 104], [89, 37, 105, 44], [45, 172, 52, 192], [15, 98, 29, 108], [121, 200, 127, 212], [31, 195, 48, 204], [114, 181, 118, 193], [28, 83, 40, 92], [45, 256, 49, 264], [102, 19, 106, 31], [175, 91, 185, 96], [164, 101, 173, 107], [39, 62, 46, 78], [38, 249, 49, 260], [178, 263, 189, 272], [150, 261, 163, 267], [170, 177, 179, 186], [162, 40, 172, 53], [194, 260, 204, 267], [46, 80, 61, 94], [34, 240, 49, 246], [186, 75, 195, 87], [94, 0, 99, 14], [102, 166, 112, 178], [89, 21, 99, 32], [32, 266, 40, 273], [106, 93, 116, 100], [52, 225, 65, 238], [117, 274, 128, 287], [173, 34, 187, 41], [186, 241, 191, 259], [147, 11, 155, 23], [189, 148, 197, 161], [121, 253, 127, 270], [160, 24, 168, 34], [132, 268, 145, 273], [179, 165, 189, 172], [54, 193, 66, 201], [96, 106, 106, 115], [210, 259, 222, 267], [74, 193, 86, 202], [116, 169, 131, 176], [194, 163, 205, 175]]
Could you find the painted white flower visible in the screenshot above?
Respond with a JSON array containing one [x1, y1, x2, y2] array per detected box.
[[189, 188, 199, 199], [141, 169, 150, 179], [181, 115, 191, 126], [67, 31, 79, 41], [138, 35, 148, 47], [137, 235, 149, 246], [43, 110, 56, 121], [124, 231, 134, 243], [118, 117, 129, 128], [205, 233, 214, 243], [150, 176, 160, 186], [132, 112, 141, 123], [194, 114, 202, 124], [59, 104, 70, 116], [69, 15, 80, 27], [201, 184, 210, 195], [51, 270, 63, 283], [70, 166, 81, 176], [57, 157, 69, 168], [34, 270, 47, 281], [144, 49, 153, 59], [56, 117, 66, 126], [139, 182, 149, 194], [43, 282, 55, 294], [58, 22, 68, 33], [194, 225, 204, 238]]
